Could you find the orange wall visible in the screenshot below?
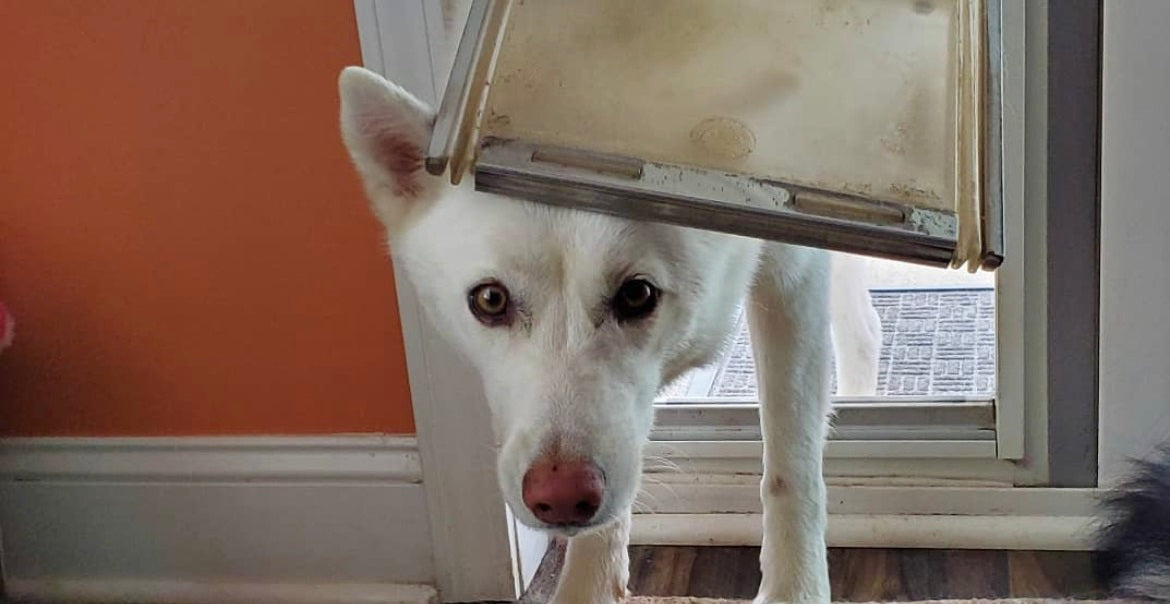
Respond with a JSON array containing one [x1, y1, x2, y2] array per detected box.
[[0, 1, 415, 435]]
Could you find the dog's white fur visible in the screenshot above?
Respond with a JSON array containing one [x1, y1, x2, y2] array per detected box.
[[339, 67, 881, 604]]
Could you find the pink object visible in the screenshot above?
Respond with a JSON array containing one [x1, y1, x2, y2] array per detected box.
[[0, 301, 13, 353], [521, 457, 605, 526]]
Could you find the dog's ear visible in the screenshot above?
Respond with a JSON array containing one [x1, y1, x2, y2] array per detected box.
[[339, 66, 442, 237]]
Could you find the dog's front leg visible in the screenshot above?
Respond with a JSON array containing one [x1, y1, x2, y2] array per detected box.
[[747, 253, 833, 604], [549, 510, 630, 604]]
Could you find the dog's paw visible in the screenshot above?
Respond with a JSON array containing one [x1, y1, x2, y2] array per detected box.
[[753, 597, 828, 604], [549, 582, 627, 604], [549, 594, 624, 604], [752, 587, 830, 604], [755, 562, 830, 604]]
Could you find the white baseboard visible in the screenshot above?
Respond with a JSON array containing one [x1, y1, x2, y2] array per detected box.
[[638, 479, 1101, 515], [4, 579, 437, 604], [632, 482, 1102, 550], [632, 513, 1096, 550], [0, 435, 422, 482], [0, 436, 436, 597]]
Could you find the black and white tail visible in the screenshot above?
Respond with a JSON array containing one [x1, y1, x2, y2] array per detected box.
[[1096, 444, 1170, 600]]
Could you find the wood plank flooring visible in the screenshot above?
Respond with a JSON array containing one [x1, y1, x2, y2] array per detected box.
[[518, 543, 1105, 602]]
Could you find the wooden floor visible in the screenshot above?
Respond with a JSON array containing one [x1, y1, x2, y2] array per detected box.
[[519, 544, 1105, 602]]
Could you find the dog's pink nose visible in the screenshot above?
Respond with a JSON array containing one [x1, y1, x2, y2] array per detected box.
[[522, 459, 604, 526]]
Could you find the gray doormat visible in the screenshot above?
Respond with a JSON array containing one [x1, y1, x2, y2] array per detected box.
[[664, 288, 996, 398]]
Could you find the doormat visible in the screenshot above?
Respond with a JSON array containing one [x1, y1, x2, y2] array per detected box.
[[676, 287, 997, 398]]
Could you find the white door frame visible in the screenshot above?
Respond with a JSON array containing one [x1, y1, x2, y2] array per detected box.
[[352, 0, 1141, 594], [352, 1, 519, 601], [1097, 0, 1170, 487]]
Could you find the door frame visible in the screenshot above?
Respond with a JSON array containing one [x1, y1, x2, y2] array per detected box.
[[352, 1, 520, 601], [352, 0, 1109, 598]]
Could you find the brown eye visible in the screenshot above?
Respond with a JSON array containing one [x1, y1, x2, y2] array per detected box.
[[469, 282, 511, 325], [613, 278, 658, 322]]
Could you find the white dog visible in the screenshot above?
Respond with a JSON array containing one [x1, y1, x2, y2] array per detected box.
[[338, 67, 881, 604]]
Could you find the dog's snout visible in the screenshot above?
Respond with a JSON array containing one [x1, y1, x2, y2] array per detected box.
[[521, 458, 604, 526]]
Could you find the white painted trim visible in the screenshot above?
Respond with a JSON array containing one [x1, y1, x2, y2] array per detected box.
[[829, 439, 997, 458], [633, 470, 1103, 550], [637, 480, 1101, 517], [1097, 0, 1170, 487], [644, 440, 1024, 485], [992, 0, 1028, 461], [1005, 0, 1053, 486], [352, 1, 384, 76], [647, 439, 997, 461], [632, 513, 1095, 551], [507, 508, 550, 595], [0, 436, 435, 591], [393, 259, 515, 603], [5, 579, 437, 604], [352, 3, 517, 601], [0, 436, 420, 482], [353, 0, 437, 103]]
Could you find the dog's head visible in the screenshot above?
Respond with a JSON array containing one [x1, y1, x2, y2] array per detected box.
[[339, 67, 759, 535]]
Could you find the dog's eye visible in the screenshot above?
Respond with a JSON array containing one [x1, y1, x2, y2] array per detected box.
[[469, 282, 511, 325], [613, 278, 659, 322]]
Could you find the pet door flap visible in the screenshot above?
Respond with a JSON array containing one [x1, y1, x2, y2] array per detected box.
[[428, 0, 1004, 270]]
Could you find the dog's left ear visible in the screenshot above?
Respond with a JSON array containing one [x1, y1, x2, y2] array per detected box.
[[339, 66, 442, 238]]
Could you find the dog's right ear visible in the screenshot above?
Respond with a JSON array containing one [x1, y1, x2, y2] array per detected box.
[[339, 66, 442, 238]]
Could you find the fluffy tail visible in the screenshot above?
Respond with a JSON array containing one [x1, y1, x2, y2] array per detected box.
[[1095, 444, 1170, 600]]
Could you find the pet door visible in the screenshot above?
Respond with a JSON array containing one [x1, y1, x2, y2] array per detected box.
[[427, 0, 1003, 270]]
